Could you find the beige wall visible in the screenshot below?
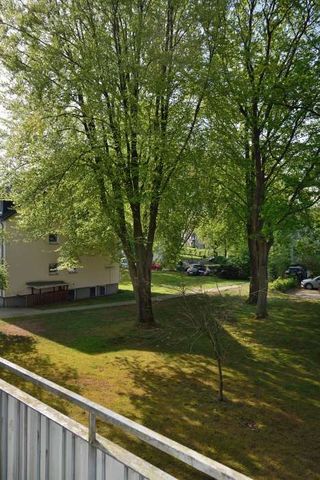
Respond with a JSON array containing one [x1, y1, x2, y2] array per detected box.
[[4, 217, 119, 297]]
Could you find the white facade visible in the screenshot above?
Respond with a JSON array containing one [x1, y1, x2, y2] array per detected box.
[[0, 215, 119, 306]]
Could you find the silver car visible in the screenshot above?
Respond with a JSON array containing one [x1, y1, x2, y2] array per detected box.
[[301, 276, 320, 290]]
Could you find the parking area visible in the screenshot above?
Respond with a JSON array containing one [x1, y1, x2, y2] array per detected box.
[[292, 289, 320, 300]]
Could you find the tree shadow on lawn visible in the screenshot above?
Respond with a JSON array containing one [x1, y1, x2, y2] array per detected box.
[[94, 296, 320, 480], [0, 298, 239, 358], [0, 295, 319, 479], [0, 332, 80, 415], [1, 295, 319, 414], [99, 348, 319, 480], [0, 293, 243, 355]]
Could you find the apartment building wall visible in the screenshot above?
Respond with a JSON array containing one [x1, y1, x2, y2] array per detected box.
[[2, 216, 119, 305]]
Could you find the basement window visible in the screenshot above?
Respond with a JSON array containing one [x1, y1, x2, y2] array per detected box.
[[99, 285, 106, 296], [48, 234, 59, 244], [49, 263, 59, 275]]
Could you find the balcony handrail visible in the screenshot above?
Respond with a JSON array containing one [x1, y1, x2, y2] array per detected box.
[[0, 356, 252, 480]]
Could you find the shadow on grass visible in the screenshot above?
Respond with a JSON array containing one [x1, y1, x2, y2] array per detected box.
[[95, 296, 320, 480], [34, 288, 136, 310], [0, 332, 80, 415], [33, 288, 176, 311], [0, 294, 319, 480], [0, 295, 239, 355]]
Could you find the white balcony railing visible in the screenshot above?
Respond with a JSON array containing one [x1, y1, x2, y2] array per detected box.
[[0, 357, 252, 480]]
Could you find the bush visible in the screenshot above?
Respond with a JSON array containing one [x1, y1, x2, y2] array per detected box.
[[269, 277, 298, 292], [212, 254, 250, 280], [0, 264, 8, 290], [227, 254, 250, 279]]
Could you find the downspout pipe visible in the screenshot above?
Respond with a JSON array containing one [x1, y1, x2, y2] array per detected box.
[[0, 220, 4, 304]]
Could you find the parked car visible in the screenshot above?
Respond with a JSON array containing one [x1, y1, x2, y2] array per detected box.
[[176, 260, 189, 272], [186, 264, 209, 276], [151, 262, 162, 271], [120, 257, 128, 269], [301, 276, 320, 290], [285, 265, 307, 281]]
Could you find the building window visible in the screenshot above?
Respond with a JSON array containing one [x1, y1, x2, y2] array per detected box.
[[49, 263, 58, 275], [99, 286, 106, 296], [49, 234, 58, 244], [90, 287, 96, 297]]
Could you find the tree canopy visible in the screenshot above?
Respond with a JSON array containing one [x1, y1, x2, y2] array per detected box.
[[0, 0, 319, 321], [206, 0, 320, 316], [0, 0, 225, 323]]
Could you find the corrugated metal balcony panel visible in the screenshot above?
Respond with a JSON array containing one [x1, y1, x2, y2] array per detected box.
[[0, 379, 176, 480]]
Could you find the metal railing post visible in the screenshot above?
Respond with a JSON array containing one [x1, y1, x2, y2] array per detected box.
[[89, 411, 96, 444]]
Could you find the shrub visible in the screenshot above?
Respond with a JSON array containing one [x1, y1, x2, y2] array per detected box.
[[0, 264, 8, 290], [227, 254, 250, 279], [213, 254, 250, 280], [215, 264, 242, 280], [269, 277, 298, 292]]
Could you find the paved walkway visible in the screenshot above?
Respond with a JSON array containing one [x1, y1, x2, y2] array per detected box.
[[0, 284, 245, 319]]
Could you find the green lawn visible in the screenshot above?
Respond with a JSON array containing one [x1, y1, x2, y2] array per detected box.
[[0, 291, 319, 480], [121, 270, 245, 295], [37, 270, 246, 309]]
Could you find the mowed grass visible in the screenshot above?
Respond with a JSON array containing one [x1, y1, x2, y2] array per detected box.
[[37, 270, 245, 309], [120, 270, 245, 295], [0, 291, 319, 480]]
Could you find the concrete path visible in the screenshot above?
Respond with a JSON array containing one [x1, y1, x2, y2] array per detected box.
[[0, 284, 245, 319]]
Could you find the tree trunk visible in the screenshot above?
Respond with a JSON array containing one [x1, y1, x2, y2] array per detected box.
[[247, 114, 268, 313], [256, 239, 271, 319], [128, 249, 155, 326], [134, 272, 154, 325], [247, 235, 259, 304], [245, 124, 259, 305]]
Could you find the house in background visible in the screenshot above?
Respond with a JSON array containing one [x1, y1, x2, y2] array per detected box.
[[185, 232, 205, 249], [0, 201, 119, 307]]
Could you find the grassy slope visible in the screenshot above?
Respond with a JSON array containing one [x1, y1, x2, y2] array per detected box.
[[0, 292, 319, 480]]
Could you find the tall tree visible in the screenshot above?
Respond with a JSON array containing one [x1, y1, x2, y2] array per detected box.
[[207, 0, 320, 317], [0, 0, 225, 324]]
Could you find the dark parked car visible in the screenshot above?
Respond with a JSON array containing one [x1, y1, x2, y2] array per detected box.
[[186, 264, 209, 276], [285, 265, 307, 281]]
